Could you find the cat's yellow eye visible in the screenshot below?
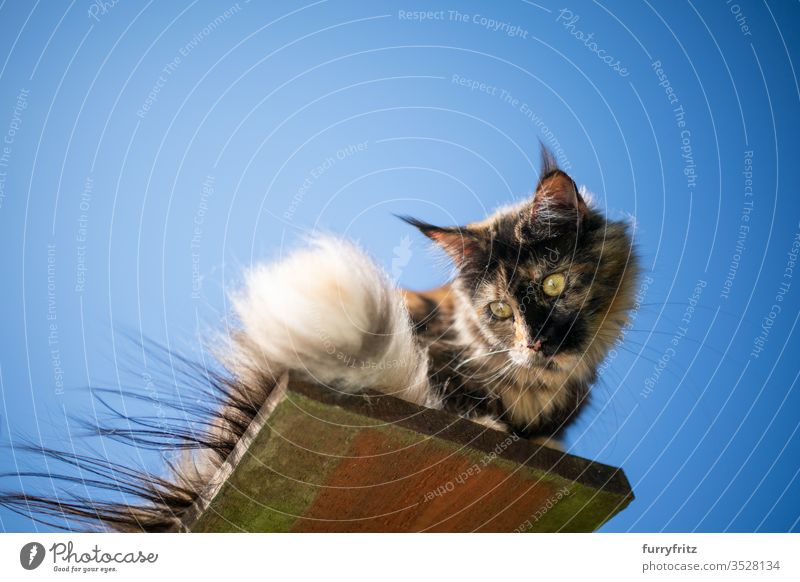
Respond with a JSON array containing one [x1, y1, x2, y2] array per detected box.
[[542, 273, 566, 297], [489, 301, 513, 319]]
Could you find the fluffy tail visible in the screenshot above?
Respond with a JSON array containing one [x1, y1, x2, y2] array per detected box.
[[0, 237, 430, 532], [230, 237, 430, 404]]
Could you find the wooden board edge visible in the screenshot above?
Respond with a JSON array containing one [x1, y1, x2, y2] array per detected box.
[[181, 372, 290, 531]]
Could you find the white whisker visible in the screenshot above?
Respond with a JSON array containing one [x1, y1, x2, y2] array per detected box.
[[453, 348, 512, 371]]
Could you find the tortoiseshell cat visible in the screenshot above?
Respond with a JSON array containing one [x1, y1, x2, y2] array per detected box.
[[400, 149, 638, 436], [1, 146, 638, 531]]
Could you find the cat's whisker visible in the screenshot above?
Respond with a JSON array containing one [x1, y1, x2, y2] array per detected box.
[[453, 349, 512, 370], [475, 363, 513, 384]]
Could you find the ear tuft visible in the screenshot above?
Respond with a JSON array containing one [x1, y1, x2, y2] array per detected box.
[[397, 215, 484, 265], [539, 141, 560, 177]]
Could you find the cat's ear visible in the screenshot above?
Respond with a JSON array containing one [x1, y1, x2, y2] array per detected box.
[[533, 145, 587, 218], [534, 170, 582, 209], [398, 216, 485, 265]]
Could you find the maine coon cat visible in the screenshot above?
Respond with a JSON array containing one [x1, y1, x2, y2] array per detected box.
[[1, 146, 638, 531]]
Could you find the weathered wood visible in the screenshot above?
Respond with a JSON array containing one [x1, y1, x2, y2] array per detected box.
[[187, 379, 633, 532]]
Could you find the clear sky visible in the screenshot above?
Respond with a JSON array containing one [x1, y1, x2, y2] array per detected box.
[[0, 0, 798, 532]]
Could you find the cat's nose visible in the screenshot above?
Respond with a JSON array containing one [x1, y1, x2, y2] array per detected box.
[[527, 339, 543, 352]]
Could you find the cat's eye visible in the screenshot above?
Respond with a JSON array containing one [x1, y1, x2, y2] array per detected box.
[[489, 301, 513, 319], [542, 273, 566, 297]]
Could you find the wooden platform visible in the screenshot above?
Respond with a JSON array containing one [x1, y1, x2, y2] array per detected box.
[[184, 377, 633, 532]]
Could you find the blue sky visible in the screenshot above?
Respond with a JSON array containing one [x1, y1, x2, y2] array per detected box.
[[0, 0, 798, 532]]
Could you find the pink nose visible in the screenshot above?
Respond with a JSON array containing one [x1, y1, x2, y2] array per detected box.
[[527, 340, 543, 352]]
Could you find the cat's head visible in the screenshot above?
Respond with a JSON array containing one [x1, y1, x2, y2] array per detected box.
[[404, 146, 638, 383]]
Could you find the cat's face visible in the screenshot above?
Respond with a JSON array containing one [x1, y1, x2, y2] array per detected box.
[[407, 164, 637, 381], [467, 231, 595, 371]]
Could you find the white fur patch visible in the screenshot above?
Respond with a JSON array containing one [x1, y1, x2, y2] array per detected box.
[[231, 237, 431, 405]]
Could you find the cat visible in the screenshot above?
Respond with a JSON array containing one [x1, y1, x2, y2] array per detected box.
[[0, 145, 639, 531], [400, 150, 639, 435]]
